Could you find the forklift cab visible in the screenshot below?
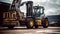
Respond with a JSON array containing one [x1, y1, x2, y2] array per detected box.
[[34, 6, 45, 17]]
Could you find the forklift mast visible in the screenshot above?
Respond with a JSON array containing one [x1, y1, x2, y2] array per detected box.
[[26, 1, 33, 18]]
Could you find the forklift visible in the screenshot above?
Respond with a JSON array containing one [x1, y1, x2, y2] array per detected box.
[[25, 1, 49, 28]]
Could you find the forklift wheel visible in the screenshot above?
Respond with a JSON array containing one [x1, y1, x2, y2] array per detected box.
[[26, 20, 34, 29], [35, 25, 38, 28], [8, 26, 14, 29], [42, 18, 49, 28]]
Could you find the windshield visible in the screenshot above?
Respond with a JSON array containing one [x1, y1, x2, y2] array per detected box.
[[0, 0, 13, 4], [34, 9, 41, 17], [34, 6, 44, 17]]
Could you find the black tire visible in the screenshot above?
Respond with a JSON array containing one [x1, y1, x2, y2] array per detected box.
[[35, 25, 38, 28], [26, 20, 34, 29], [34, 22, 39, 28], [8, 26, 14, 29], [42, 18, 49, 28]]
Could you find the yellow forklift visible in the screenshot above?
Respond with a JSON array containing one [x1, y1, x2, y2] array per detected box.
[[25, 1, 49, 28]]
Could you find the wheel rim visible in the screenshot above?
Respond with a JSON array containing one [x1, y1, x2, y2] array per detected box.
[[46, 20, 49, 26], [36, 20, 42, 25], [29, 21, 34, 27]]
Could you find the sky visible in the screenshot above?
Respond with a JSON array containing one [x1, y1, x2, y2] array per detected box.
[[20, 0, 60, 16], [0, 0, 13, 4]]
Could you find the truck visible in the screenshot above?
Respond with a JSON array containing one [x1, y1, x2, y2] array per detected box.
[[0, 0, 22, 29]]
